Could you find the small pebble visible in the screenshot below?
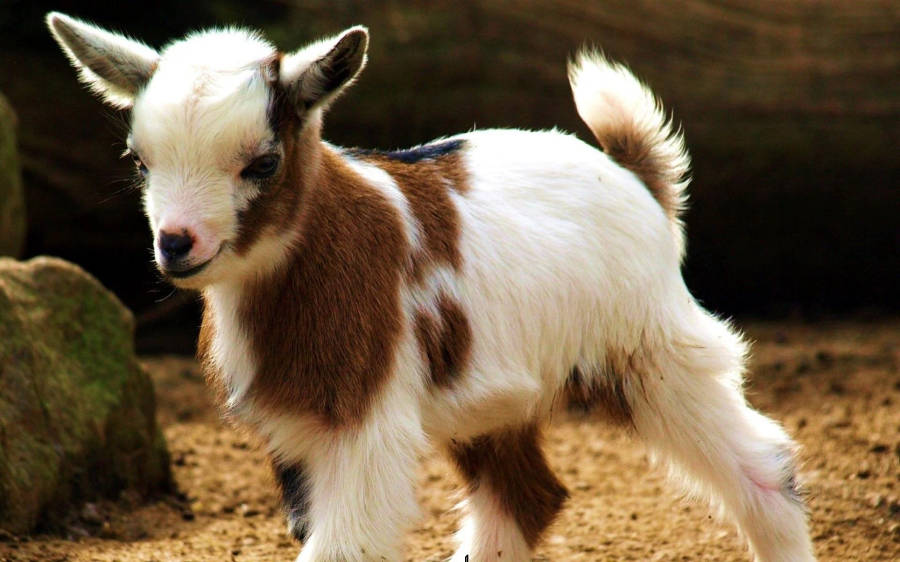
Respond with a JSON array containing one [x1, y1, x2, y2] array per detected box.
[[80, 502, 103, 525], [98, 521, 115, 539], [815, 350, 834, 364]]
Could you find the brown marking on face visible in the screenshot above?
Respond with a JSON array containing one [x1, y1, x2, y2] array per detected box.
[[413, 293, 472, 387], [564, 365, 634, 427], [232, 77, 319, 255], [356, 148, 468, 281], [238, 146, 407, 427], [449, 425, 568, 548]]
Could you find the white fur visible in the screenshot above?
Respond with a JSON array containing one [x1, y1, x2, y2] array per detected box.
[[203, 280, 257, 410], [451, 490, 532, 562], [297, 344, 425, 562], [49, 15, 815, 562]]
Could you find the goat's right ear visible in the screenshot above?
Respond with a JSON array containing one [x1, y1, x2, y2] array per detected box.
[[46, 12, 158, 109], [279, 26, 369, 117]]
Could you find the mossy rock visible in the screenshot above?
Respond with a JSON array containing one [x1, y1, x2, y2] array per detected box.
[[0, 92, 25, 258], [0, 257, 171, 534]]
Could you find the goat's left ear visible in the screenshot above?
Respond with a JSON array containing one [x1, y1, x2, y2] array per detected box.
[[279, 26, 369, 116]]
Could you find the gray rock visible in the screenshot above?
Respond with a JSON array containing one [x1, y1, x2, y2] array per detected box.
[[0, 257, 171, 534]]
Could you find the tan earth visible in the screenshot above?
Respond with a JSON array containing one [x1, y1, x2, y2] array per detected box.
[[1, 321, 898, 561]]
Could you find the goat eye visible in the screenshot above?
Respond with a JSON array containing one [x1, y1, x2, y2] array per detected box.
[[131, 152, 148, 176], [241, 154, 280, 180]]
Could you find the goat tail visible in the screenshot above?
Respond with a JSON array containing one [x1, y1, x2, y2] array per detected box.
[[568, 50, 690, 224]]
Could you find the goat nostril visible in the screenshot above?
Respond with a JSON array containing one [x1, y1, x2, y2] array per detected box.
[[158, 231, 194, 261]]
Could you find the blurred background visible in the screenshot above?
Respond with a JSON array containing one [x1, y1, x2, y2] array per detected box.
[[1, 0, 897, 353]]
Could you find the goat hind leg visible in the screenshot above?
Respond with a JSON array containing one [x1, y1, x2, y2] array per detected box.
[[629, 315, 815, 561]]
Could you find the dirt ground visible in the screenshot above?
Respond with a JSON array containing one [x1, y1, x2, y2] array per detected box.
[[1, 321, 898, 561]]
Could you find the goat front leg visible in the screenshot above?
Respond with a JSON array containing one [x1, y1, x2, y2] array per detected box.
[[292, 386, 425, 562]]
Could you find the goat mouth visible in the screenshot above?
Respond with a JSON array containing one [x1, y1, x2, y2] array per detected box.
[[163, 246, 224, 279], [165, 259, 212, 279]]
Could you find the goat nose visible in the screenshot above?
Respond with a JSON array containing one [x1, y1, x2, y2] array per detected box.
[[158, 230, 194, 261]]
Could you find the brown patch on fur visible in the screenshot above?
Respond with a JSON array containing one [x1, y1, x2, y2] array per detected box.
[[238, 146, 407, 427], [564, 365, 634, 427], [449, 425, 568, 549], [594, 126, 684, 221], [357, 151, 468, 281], [413, 293, 472, 387]]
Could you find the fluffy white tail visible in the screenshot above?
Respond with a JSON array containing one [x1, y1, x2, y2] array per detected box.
[[568, 51, 690, 223]]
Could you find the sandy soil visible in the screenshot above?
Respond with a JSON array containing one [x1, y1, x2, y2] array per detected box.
[[1, 321, 898, 561]]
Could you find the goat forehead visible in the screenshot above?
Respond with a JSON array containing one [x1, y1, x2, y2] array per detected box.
[[130, 29, 277, 160], [131, 69, 273, 164]]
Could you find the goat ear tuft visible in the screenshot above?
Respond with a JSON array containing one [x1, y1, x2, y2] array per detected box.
[[46, 12, 159, 109], [280, 26, 369, 117]]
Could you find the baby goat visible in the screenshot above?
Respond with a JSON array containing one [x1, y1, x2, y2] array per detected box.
[[48, 12, 815, 562]]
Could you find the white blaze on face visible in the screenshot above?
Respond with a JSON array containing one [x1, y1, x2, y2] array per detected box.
[[129, 30, 277, 277]]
